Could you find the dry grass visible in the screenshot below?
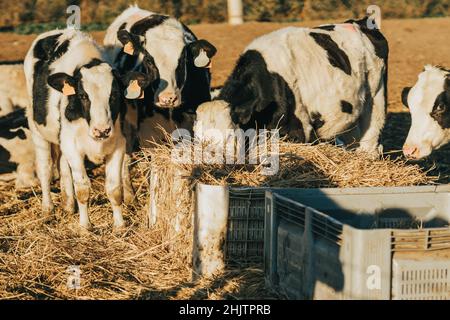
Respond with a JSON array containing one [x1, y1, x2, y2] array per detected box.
[[0, 163, 278, 300], [0, 133, 436, 300]]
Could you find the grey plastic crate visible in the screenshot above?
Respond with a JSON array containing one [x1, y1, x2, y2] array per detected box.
[[226, 188, 266, 264], [265, 186, 450, 300]]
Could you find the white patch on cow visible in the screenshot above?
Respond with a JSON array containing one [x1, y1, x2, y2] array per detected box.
[[80, 64, 114, 138], [404, 65, 450, 159], [194, 100, 237, 142]]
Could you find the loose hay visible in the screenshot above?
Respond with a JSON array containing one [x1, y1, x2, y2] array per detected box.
[[0, 133, 436, 300]]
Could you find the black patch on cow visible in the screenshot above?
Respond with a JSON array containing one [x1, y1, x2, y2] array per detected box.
[[401, 87, 411, 108], [0, 60, 24, 65], [0, 108, 28, 140], [310, 112, 325, 130], [119, 22, 127, 31], [315, 25, 336, 31], [33, 33, 62, 60], [430, 77, 450, 129], [130, 15, 169, 36], [0, 145, 17, 174], [341, 100, 353, 114], [32, 34, 70, 125], [219, 50, 305, 142], [83, 58, 104, 69], [346, 17, 389, 107], [309, 32, 352, 76]]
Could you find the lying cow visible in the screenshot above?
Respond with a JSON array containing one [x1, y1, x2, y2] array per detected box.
[[0, 61, 30, 117], [24, 29, 127, 230], [0, 109, 38, 188], [196, 18, 389, 157], [402, 65, 450, 159]]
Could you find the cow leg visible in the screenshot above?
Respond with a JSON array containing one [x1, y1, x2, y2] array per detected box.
[[31, 133, 54, 213], [106, 141, 125, 229], [60, 154, 75, 214], [122, 153, 135, 204], [66, 153, 91, 229], [357, 85, 386, 157]]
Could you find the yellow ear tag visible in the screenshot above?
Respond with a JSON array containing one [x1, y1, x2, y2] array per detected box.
[[125, 80, 144, 99], [62, 81, 76, 96], [124, 42, 135, 55]]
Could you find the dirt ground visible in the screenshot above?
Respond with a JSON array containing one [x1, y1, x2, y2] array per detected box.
[[1, 18, 449, 180]]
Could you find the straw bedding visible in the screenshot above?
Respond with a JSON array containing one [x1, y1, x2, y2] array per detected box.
[[0, 135, 435, 299]]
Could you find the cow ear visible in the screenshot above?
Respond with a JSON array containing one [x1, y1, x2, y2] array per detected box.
[[401, 87, 411, 109], [48, 73, 76, 96], [123, 72, 151, 100], [117, 30, 143, 56], [189, 40, 217, 68]]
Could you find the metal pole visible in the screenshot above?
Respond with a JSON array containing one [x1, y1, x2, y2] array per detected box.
[[227, 0, 244, 25]]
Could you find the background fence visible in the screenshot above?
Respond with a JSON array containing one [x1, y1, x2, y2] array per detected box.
[[0, 0, 449, 30]]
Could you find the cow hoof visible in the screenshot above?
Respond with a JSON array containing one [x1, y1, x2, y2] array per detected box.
[[63, 204, 76, 214], [79, 223, 93, 234], [113, 218, 126, 231], [123, 189, 136, 205]]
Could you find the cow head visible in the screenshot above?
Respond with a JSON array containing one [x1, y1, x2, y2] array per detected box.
[[194, 100, 237, 144], [402, 65, 450, 159], [117, 25, 216, 108], [47, 59, 123, 141]]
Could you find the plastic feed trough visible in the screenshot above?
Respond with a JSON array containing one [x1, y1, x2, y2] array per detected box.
[[264, 186, 450, 300]]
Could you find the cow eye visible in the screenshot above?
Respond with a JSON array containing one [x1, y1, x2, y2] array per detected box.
[[437, 104, 446, 112], [80, 93, 89, 101]]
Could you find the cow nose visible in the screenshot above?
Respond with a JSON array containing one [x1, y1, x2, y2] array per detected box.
[[158, 92, 178, 107], [92, 126, 112, 139], [403, 145, 420, 159]]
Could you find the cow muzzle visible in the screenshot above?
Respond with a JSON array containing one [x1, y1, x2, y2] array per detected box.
[[157, 92, 180, 108], [403, 144, 428, 160], [91, 125, 112, 141]]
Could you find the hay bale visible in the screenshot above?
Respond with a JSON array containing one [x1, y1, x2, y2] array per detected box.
[[143, 132, 435, 277]]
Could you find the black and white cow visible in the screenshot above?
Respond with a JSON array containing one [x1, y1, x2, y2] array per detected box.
[[103, 5, 217, 148], [24, 29, 127, 230], [0, 109, 38, 188], [402, 65, 450, 159], [196, 18, 389, 156], [0, 61, 30, 117]]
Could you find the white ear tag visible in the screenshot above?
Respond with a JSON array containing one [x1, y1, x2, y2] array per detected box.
[[194, 49, 210, 68], [125, 80, 144, 99]]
